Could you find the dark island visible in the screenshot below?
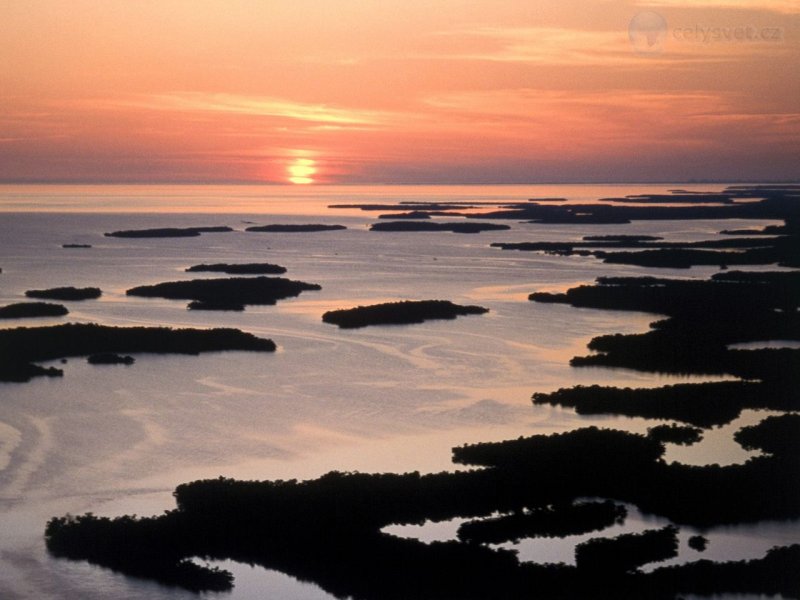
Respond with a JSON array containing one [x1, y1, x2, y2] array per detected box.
[[0, 302, 69, 319], [185, 263, 287, 275], [25, 286, 102, 301], [734, 413, 800, 458], [87, 353, 135, 365], [105, 227, 233, 238], [44, 425, 800, 597], [322, 300, 489, 328], [0, 323, 275, 383], [371, 221, 510, 234], [62, 243, 92, 248], [688, 535, 709, 552], [493, 219, 799, 269], [647, 424, 704, 445], [457, 500, 627, 544], [245, 224, 346, 232], [126, 276, 321, 310], [474, 185, 800, 225], [574, 526, 679, 573], [377, 211, 433, 219], [43, 185, 800, 597]]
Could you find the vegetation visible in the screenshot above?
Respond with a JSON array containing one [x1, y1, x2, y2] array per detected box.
[[126, 276, 321, 309], [244, 224, 346, 232], [105, 227, 233, 238], [734, 414, 800, 458], [44, 424, 800, 596], [647, 424, 704, 445], [42, 186, 800, 596], [370, 221, 510, 233], [688, 535, 708, 552], [377, 211, 433, 219], [457, 501, 627, 544], [0, 302, 68, 319], [87, 353, 135, 365], [0, 323, 275, 382], [574, 527, 679, 573], [477, 185, 800, 225], [322, 300, 488, 328], [185, 262, 286, 275], [25, 286, 102, 301], [531, 382, 788, 428], [494, 226, 798, 269], [62, 243, 92, 248], [529, 271, 800, 382]]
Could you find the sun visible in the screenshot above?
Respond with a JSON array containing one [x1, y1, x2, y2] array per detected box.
[[287, 158, 316, 184]]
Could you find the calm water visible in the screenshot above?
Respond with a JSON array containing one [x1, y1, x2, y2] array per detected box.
[[0, 184, 794, 599]]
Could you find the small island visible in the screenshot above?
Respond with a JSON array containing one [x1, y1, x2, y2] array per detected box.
[[322, 300, 489, 328], [0, 323, 276, 383], [688, 535, 709, 552], [0, 302, 69, 319], [87, 353, 135, 365], [185, 263, 287, 275], [370, 221, 510, 234], [245, 224, 346, 232], [105, 226, 233, 238], [457, 500, 627, 544], [62, 243, 92, 248], [25, 286, 102, 301], [126, 276, 321, 310]]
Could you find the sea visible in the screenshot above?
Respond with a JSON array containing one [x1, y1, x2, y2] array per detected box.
[[0, 184, 796, 599]]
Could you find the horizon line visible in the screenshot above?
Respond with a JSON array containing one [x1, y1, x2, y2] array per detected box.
[[2, 179, 799, 186]]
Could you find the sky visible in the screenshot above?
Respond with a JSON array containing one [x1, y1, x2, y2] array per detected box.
[[1, 0, 798, 184]]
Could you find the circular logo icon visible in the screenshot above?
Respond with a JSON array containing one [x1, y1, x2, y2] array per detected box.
[[628, 11, 668, 54]]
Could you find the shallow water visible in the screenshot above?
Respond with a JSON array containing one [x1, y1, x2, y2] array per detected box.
[[0, 184, 794, 599]]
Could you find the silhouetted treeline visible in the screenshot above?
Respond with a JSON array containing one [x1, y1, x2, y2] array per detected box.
[[574, 526, 678, 573], [105, 226, 233, 238], [688, 535, 708, 551], [457, 500, 627, 544], [475, 186, 800, 225], [370, 221, 510, 234], [0, 323, 275, 382], [87, 353, 135, 365], [25, 286, 102, 301], [245, 224, 346, 232], [599, 193, 735, 203], [530, 271, 800, 383], [531, 382, 788, 427], [487, 186, 800, 266], [647, 424, 703, 445], [42, 185, 800, 597], [643, 545, 800, 599], [45, 424, 800, 596], [329, 202, 479, 211], [331, 186, 800, 231], [126, 276, 321, 310], [734, 413, 800, 458], [0, 302, 68, 319], [185, 262, 287, 275], [377, 211, 435, 219], [322, 300, 489, 328]]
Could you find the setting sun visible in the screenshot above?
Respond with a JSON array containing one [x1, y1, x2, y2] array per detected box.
[[288, 158, 316, 184]]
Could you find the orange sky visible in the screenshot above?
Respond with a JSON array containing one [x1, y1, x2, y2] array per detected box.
[[1, 0, 798, 184]]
